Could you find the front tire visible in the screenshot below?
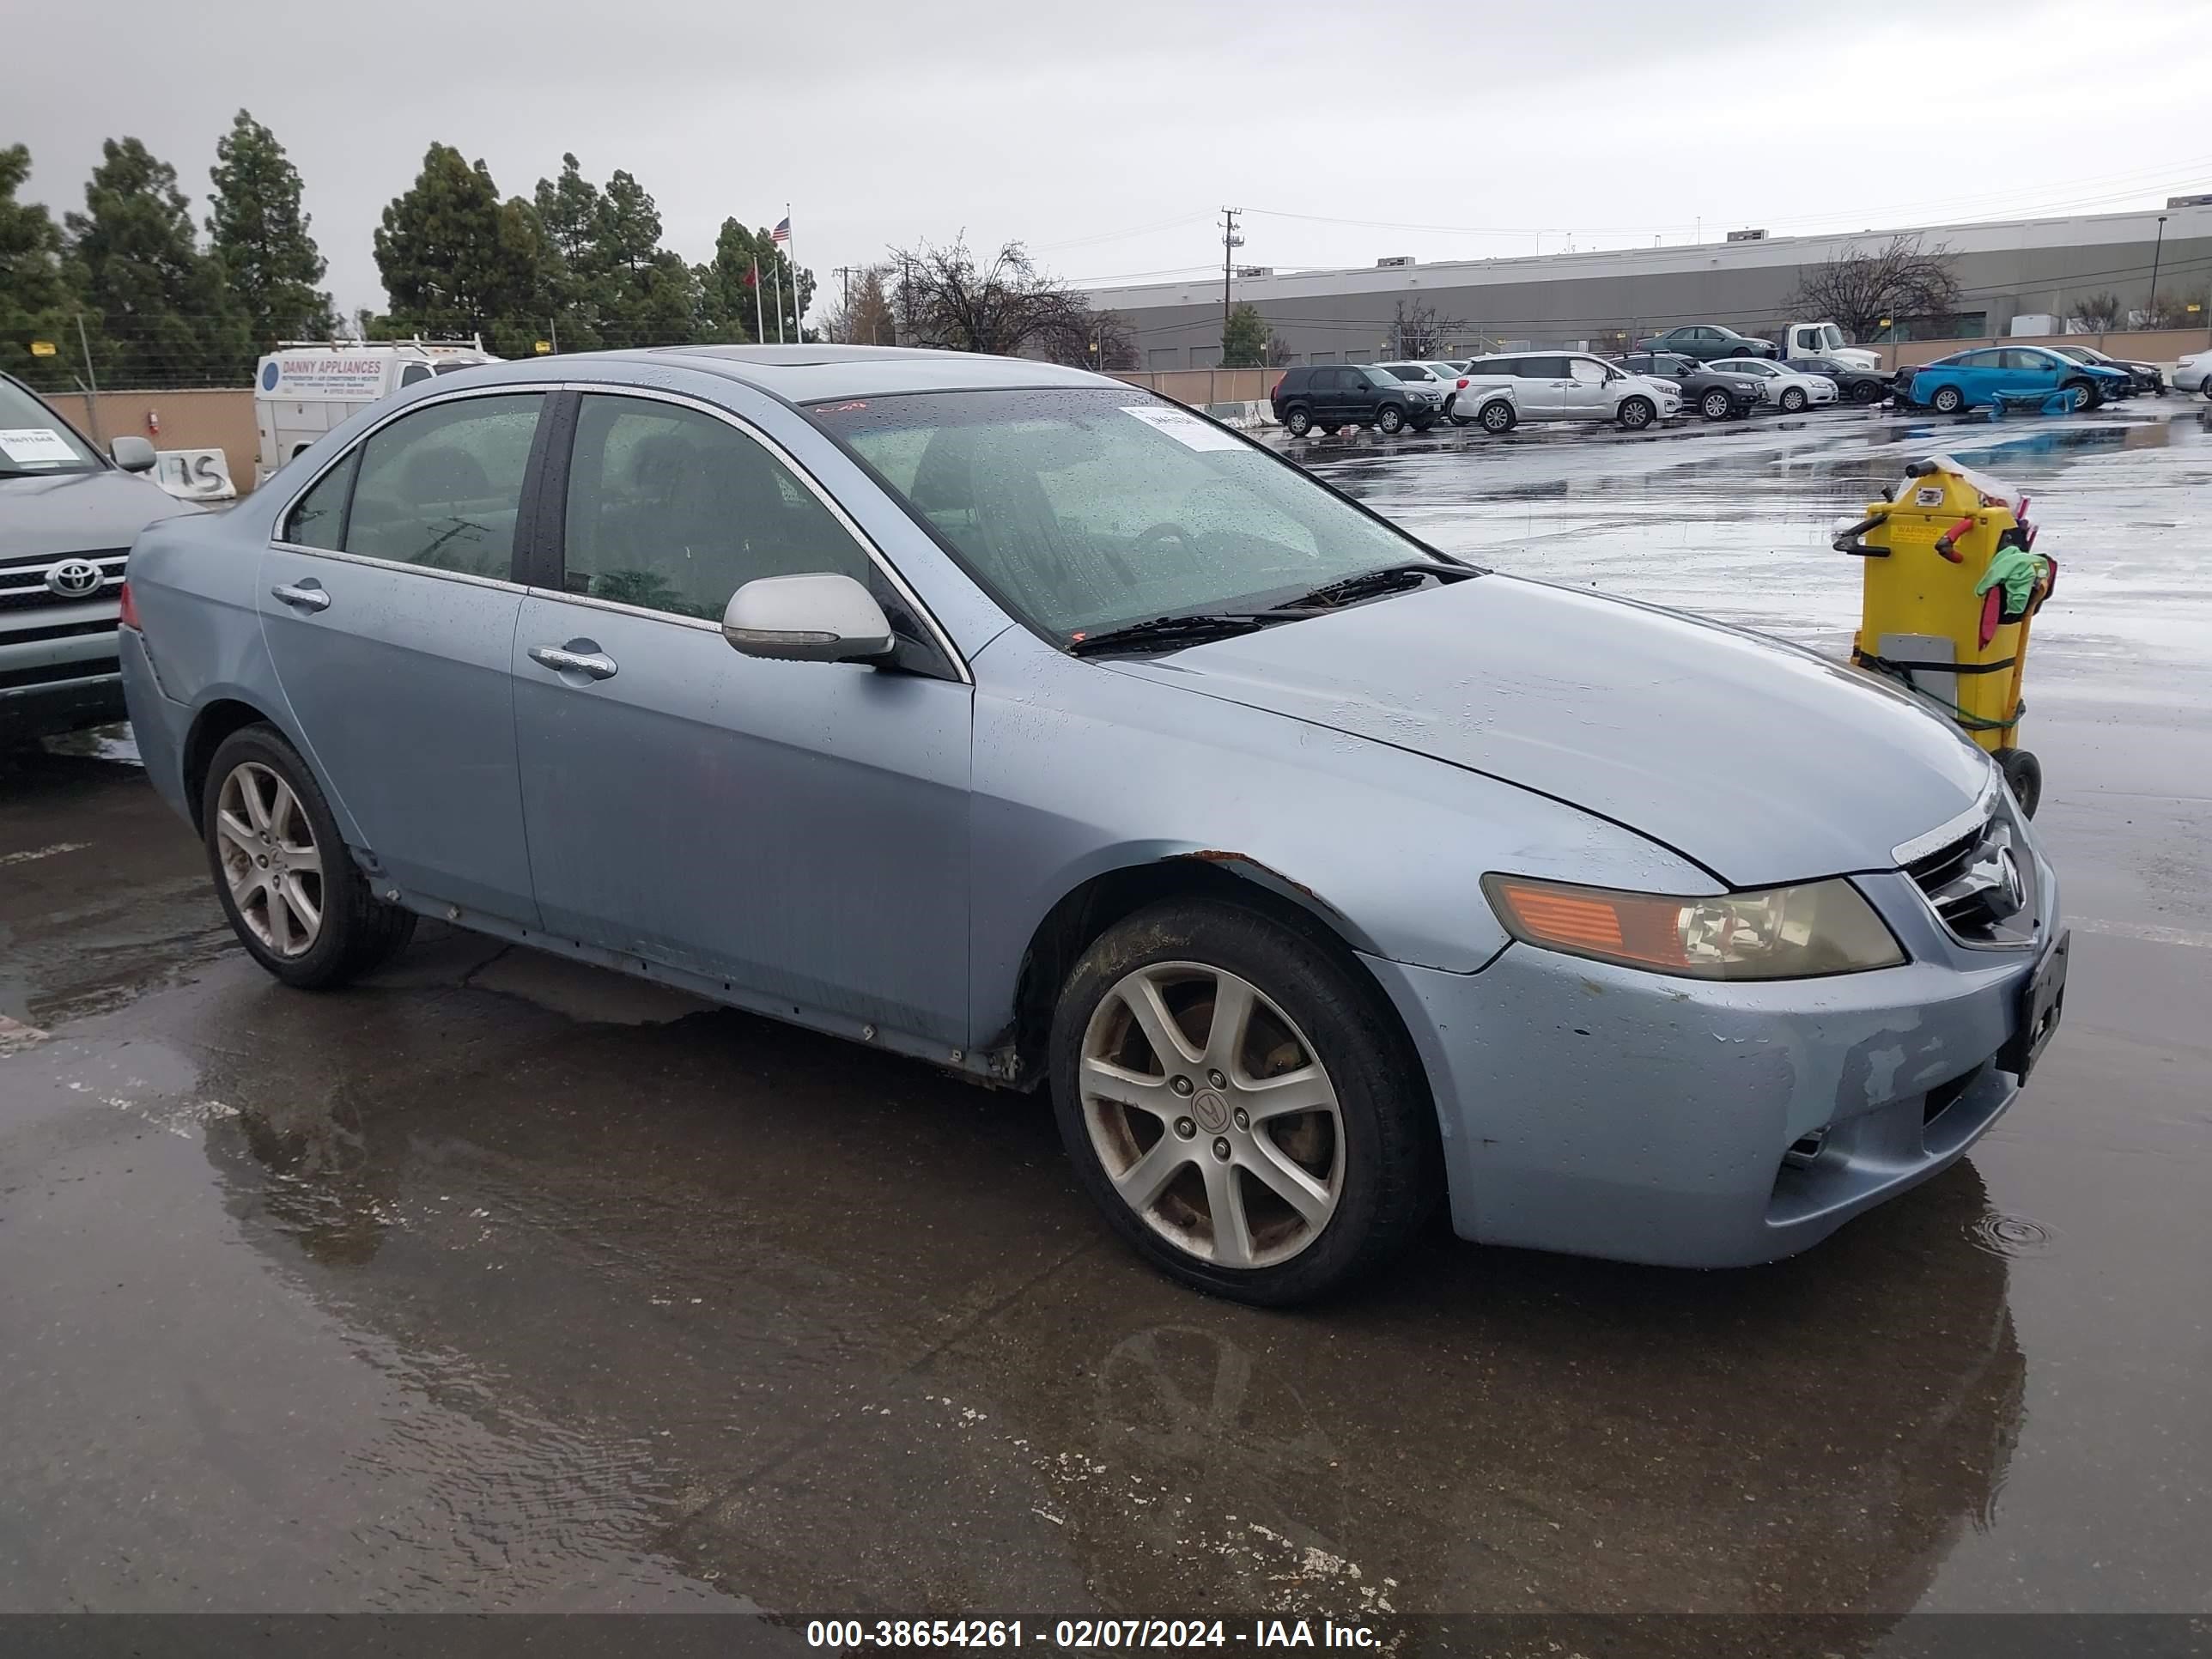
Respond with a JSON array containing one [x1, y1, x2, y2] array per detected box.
[[1049, 900, 1438, 1305], [1930, 385, 1965, 415], [201, 724, 416, 989], [2061, 379, 2096, 411], [1854, 380, 1887, 404], [1780, 386, 1808, 414], [1996, 749, 2043, 818], [1616, 395, 1655, 430], [1700, 388, 1734, 421], [1409, 413, 1436, 432], [1376, 404, 1406, 435]]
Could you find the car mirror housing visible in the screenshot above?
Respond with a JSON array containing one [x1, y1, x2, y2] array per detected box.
[[722, 572, 895, 664], [111, 435, 157, 473]]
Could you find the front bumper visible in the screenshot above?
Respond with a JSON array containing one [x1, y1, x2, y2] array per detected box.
[[1, 610, 126, 740], [1361, 854, 2059, 1269]]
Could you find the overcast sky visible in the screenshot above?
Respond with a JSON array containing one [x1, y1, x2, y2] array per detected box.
[[11, 0, 2211, 325]]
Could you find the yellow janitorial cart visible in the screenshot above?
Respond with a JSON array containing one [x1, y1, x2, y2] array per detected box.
[[1832, 454, 2056, 814]]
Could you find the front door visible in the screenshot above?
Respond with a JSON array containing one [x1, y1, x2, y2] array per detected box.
[[510, 389, 974, 1050], [1564, 357, 1613, 418], [258, 390, 544, 924]]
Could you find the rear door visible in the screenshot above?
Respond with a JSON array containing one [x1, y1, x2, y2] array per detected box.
[[1516, 356, 1571, 417], [258, 389, 545, 924], [509, 386, 974, 1048]]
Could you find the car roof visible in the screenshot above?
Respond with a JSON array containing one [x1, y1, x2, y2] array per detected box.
[[567, 343, 1117, 404]]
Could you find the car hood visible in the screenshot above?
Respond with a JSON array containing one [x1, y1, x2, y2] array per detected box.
[[1106, 575, 1991, 887], [0, 466, 193, 558]]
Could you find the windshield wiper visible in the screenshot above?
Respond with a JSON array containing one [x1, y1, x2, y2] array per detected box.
[[1066, 611, 1294, 657], [1270, 560, 1474, 613]]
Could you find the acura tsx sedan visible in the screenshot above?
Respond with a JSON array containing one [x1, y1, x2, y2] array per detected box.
[[118, 346, 2066, 1304]]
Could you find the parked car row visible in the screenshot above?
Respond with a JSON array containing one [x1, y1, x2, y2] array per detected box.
[[1273, 354, 1680, 436]]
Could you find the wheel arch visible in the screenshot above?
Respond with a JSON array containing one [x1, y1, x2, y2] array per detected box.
[[998, 852, 1407, 1093], [182, 696, 284, 831]]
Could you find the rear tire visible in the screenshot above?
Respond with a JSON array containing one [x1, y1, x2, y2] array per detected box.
[[200, 724, 416, 989], [1480, 399, 1516, 433], [1409, 414, 1436, 432], [1376, 404, 1406, 435], [1931, 386, 1965, 415], [1996, 748, 2043, 818], [1049, 898, 1440, 1306], [1283, 406, 1313, 437], [1616, 396, 1655, 430]]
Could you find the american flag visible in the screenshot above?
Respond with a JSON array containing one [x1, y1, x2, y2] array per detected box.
[[771, 217, 790, 245]]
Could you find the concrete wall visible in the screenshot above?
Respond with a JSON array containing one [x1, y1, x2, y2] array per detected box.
[[1096, 205, 2212, 369], [46, 388, 258, 493]]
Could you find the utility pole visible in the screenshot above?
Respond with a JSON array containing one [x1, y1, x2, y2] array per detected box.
[[74, 313, 102, 445], [2148, 214, 2170, 325], [833, 265, 859, 343], [1219, 206, 1243, 363]]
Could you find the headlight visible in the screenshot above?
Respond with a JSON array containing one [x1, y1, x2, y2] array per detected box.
[[1480, 874, 1905, 981]]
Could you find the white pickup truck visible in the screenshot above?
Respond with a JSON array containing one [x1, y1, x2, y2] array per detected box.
[[1765, 322, 1881, 370]]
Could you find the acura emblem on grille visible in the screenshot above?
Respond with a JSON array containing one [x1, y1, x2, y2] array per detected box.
[[44, 558, 105, 599], [1995, 847, 2026, 915]]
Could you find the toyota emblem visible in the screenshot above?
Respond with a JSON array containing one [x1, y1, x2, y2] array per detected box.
[[45, 558, 105, 599]]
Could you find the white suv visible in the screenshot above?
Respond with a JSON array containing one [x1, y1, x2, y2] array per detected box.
[[1460, 352, 1681, 429]]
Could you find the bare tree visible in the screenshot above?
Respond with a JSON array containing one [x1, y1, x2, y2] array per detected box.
[[886, 235, 1097, 356], [1784, 235, 1960, 342], [2070, 291, 2123, 333], [1265, 331, 1294, 366], [1389, 298, 1466, 359], [2144, 286, 2208, 331]]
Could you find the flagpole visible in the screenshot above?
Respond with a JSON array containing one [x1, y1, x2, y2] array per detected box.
[[751, 254, 766, 344], [785, 203, 802, 344]]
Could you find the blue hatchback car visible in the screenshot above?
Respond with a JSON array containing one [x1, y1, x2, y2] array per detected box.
[[1899, 345, 2130, 413], [117, 346, 2067, 1304]]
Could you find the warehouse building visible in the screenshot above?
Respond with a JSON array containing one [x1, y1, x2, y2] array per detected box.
[[1087, 203, 2212, 368]]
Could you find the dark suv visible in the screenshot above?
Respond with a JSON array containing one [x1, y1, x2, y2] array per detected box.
[[1269, 364, 1426, 437], [2, 372, 191, 743]]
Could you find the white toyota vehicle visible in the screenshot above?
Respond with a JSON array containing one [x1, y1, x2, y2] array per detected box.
[[1707, 356, 1838, 413], [1458, 352, 1681, 429]]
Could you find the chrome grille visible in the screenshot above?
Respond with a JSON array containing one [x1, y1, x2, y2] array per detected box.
[[1905, 793, 2038, 948], [0, 549, 129, 613]]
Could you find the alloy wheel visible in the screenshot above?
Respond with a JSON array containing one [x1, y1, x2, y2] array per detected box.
[[1079, 961, 1344, 1269], [215, 761, 324, 957]]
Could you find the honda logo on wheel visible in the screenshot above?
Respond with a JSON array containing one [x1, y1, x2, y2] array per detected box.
[[44, 558, 105, 599]]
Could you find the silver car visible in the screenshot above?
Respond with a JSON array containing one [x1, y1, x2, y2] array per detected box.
[[118, 346, 2066, 1304]]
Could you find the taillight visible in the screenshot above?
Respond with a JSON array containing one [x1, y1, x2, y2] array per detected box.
[[118, 579, 140, 630], [1456, 378, 1469, 388]]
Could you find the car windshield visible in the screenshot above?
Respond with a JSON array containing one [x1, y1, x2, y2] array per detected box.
[[0, 379, 103, 477], [810, 387, 1446, 641], [1811, 325, 1846, 350]]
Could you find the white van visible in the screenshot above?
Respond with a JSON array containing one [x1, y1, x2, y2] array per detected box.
[[1460, 352, 1682, 430], [255, 339, 499, 484]]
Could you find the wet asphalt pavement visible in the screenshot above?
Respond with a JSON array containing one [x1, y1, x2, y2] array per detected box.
[[2, 402, 2208, 1631]]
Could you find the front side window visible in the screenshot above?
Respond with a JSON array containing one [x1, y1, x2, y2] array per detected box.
[[1570, 359, 1609, 385], [343, 393, 541, 578], [562, 394, 870, 622], [0, 378, 102, 477], [811, 388, 1435, 640], [283, 449, 359, 550]]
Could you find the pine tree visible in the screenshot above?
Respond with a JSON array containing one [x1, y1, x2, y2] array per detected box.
[[592, 170, 699, 346], [693, 219, 811, 344], [532, 153, 605, 349], [65, 137, 249, 384], [374, 143, 562, 358], [1221, 301, 1269, 368], [207, 110, 334, 349], [0, 144, 81, 390]]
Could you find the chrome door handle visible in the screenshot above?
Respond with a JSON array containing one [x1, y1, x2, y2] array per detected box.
[[270, 581, 331, 611], [528, 644, 618, 680]]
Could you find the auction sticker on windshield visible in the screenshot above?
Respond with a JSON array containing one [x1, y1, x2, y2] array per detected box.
[[0, 428, 78, 466], [1121, 405, 1245, 451]]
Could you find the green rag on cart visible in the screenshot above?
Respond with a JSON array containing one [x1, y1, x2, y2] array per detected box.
[[1975, 545, 2051, 620]]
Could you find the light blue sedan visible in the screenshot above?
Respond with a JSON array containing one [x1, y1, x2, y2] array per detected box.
[[117, 347, 2066, 1304], [1899, 345, 2131, 412]]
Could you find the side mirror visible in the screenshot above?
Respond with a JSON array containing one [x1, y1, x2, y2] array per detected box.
[[111, 435, 157, 473], [722, 572, 894, 664]]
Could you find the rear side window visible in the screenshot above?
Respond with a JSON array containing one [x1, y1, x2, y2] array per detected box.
[[561, 394, 871, 622], [343, 393, 541, 579], [1523, 357, 1571, 379], [283, 450, 358, 550], [398, 363, 434, 387]]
